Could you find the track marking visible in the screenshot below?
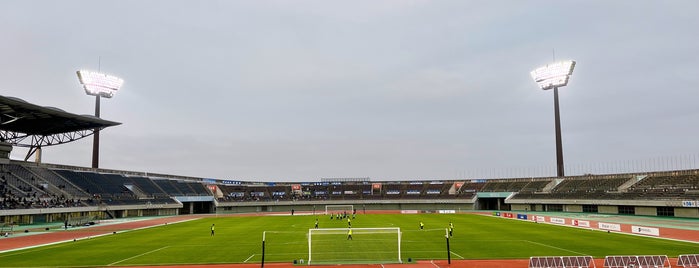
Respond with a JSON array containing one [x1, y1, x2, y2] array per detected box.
[[430, 259, 441, 268], [523, 240, 588, 255], [244, 254, 255, 263], [450, 250, 465, 259], [108, 246, 170, 266]]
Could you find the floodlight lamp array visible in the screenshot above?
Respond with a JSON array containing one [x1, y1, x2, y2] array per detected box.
[[77, 70, 124, 98], [530, 60, 576, 90]]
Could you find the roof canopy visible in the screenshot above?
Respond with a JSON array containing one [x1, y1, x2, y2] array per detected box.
[[0, 95, 120, 154]]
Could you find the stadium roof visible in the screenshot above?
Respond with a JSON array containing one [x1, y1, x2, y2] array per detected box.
[[0, 95, 120, 154]]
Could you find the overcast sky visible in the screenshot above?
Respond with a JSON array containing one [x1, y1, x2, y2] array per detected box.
[[2, 1, 699, 182]]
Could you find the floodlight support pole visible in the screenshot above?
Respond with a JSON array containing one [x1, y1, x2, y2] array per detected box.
[[553, 87, 564, 177], [92, 95, 101, 169]]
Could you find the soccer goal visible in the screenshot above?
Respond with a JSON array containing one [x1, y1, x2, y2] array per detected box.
[[308, 227, 402, 265], [324, 205, 353, 215]]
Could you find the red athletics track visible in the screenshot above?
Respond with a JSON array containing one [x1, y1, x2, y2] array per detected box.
[[0, 212, 696, 267]]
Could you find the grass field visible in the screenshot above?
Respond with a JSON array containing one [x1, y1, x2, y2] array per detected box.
[[0, 213, 698, 267]]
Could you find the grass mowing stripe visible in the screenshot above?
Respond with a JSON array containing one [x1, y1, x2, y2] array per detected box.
[[108, 246, 170, 266]]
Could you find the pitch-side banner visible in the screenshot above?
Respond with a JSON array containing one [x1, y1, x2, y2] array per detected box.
[[501, 212, 514, 218], [572, 219, 591, 228], [632, 226, 660, 236], [549, 217, 565, 224], [598, 222, 621, 231]]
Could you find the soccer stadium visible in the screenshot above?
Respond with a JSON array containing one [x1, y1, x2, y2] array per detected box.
[[3, 2, 699, 268], [1, 93, 699, 267]]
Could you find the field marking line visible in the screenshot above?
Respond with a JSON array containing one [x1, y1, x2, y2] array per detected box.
[[430, 259, 441, 268], [108, 246, 170, 266], [1, 217, 201, 255], [523, 240, 587, 255], [244, 254, 255, 263], [450, 250, 465, 259]]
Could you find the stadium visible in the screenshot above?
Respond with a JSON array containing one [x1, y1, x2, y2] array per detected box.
[[1, 94, 698, 267], [3, 2, 699, 268]]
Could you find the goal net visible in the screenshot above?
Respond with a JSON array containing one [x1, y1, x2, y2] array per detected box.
[[324, 205, 353, 215], [308, 227, 401, 264]]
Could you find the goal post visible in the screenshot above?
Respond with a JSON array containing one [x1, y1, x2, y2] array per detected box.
[[308, 227, 402, 265], [324, 205, 353, 215]]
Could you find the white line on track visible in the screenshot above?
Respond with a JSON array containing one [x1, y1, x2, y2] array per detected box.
[[244, 254, 255, 263], [108, 246, 170, 266], [430, 259, 441, 268]]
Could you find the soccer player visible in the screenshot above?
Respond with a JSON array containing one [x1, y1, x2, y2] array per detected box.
[[419, 221, 424, 230], [448, 222, 453, 237], [314, 218, 319, 229], [347, 228, 353, 240], [210, 224, 215, 236], [347, 217, 351, 227]]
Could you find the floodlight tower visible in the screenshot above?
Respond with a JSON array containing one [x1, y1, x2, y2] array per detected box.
[[77, 70, 124, 169], [530, 60, 576, 177]]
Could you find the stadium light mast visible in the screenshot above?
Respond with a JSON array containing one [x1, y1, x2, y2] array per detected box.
[[530, 60, 576, 177], [77, 70, 124, 169]]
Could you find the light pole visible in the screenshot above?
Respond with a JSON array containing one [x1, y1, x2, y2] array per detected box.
[[77, 70, 124, 169], [531, 60, 576, 177]]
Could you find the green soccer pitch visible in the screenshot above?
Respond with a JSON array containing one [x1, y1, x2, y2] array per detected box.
[[0, 213, 697, 267]]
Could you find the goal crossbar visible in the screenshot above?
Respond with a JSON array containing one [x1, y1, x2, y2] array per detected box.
[[324, 205, 353, 215]]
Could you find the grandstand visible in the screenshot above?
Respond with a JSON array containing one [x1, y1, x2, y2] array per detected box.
[[3, 160, 699, 223]]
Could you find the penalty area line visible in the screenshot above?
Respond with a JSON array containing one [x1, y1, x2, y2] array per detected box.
[[450, 251, 465, 259], [244, 254, 255, 263], [523, 240, 588, 255], [109, 246, 170, 266]]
